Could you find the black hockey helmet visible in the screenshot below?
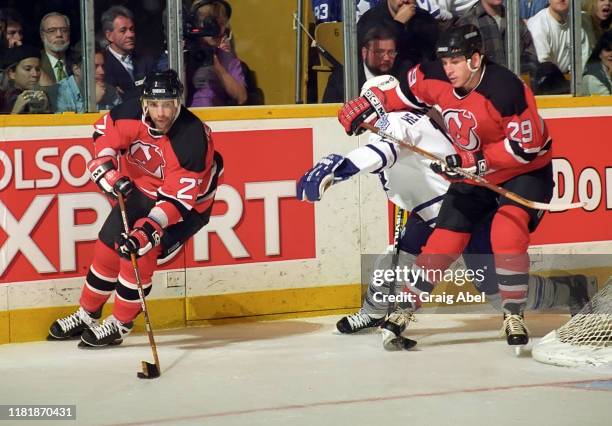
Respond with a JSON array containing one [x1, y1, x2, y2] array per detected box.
[[436, 25, 483, 59], [142, 69, 184, 100]]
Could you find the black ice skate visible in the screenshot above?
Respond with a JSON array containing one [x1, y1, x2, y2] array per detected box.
[[380, 309, 417, 351], [79, 315, 133, 348], [48, 307, 102, 340], [336, 311, 385, 334], [561, 275, 598, 316], [501, 312, 529, 356]]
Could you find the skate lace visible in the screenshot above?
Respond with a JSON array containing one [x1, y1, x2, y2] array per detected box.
[[91, 318, 120, 340], [347, 312, 375, 329], [502, 314, 529, 336], [57, 308, 91, 332]]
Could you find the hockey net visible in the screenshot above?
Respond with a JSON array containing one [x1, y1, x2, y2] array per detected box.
[[533, 277, 612, 367]]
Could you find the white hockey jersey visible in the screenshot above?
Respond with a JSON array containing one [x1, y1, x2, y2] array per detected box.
[[345, 110, 454, 224]]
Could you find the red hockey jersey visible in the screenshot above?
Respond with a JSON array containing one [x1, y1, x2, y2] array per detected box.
[[389, 60, 552, 184], [92, 98, 222, 228]]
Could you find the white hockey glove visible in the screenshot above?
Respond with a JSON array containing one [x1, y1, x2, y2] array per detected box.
[[296, 154, 359, 202]]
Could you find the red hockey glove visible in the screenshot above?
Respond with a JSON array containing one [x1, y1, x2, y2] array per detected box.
[[430, 151, 487, 180], [117, 217, 163, 258], [338, 87, 387, 136], [88, 156, 133, 199]]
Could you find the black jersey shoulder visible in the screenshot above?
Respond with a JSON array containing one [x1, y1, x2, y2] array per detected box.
[[109, 97, 142, 121], [475, 62, 528, 117], [419, 60, 449, 83], [166, 107, 208, 173]]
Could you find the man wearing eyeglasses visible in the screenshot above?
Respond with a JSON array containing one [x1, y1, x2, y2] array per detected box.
[[323, 22, 401, 103], [39, 12, 71, 84], [358, 0, 439, 65]]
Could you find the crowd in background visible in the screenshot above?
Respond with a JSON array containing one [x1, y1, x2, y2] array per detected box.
[[0, 0, 610, 115], [0, 0, 254, 115], [316, 0, 612, 102]]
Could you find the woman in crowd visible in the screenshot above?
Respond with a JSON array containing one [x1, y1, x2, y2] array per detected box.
[[583, 30, 612, 95], [0, 45, 50, 114], [583, 0, 611, 40]]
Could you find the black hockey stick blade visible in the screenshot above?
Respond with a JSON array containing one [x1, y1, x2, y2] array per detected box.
[[400, 337, 417, 350], [137, 361, 160, 379]]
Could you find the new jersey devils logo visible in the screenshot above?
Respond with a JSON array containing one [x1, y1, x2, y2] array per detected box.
[[127, 141, 165, 178], [443, 109, 480, 151]]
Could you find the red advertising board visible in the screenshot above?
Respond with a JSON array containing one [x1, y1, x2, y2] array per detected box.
[[531, 116, 612, 245], [0, 128, 315, 283]]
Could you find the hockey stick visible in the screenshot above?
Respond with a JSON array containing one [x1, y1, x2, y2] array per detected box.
[[387, 206, 405, 317], [382, 207, 418, 351], [117, 193, 161, 380], [361, 123, 586, 211]]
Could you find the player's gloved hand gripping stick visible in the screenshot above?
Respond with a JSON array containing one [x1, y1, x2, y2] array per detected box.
[[361, 123, 585, 212]]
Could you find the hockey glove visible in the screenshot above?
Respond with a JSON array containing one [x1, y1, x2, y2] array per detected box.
[[296, 154, 359, 202], [338, 87, 387, 136], [88, 156, 133, 199], [430, 151, 487, 181], [117, 217, 163, 258]]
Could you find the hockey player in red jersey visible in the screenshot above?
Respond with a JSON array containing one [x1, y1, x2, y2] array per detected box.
[[48, 70, 223, 348], [337, 25, 554, 352]]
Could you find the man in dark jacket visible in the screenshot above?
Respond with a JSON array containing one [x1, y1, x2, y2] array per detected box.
[[100, 5, 154, 101], [357, 0, 439, 65]]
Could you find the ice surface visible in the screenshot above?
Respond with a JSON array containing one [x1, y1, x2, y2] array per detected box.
[[0, 313, 611, 426]]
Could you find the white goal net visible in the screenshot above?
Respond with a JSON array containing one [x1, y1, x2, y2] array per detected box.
[[533, 277, 612, 367]]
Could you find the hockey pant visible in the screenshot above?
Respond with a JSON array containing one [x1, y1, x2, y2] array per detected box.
[[405, 164, 553, 315], [79, 188, 213, 323]]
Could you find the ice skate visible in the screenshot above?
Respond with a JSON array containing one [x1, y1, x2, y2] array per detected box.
[[500, 312, 529, 356], [48, 307, 102, 340], [380, 309, 417, 351], [336, 311, 385, 334], [79, 315, 133, 348]]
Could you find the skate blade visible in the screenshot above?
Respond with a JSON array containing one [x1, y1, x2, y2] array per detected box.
[[47, 334, 82, 341], [510, 344, 526, 357], [77, 339, 123, 349]]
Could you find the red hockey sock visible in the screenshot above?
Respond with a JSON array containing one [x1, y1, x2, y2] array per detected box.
[[80, 241, 119, 313], [491, 205, 531, 307]]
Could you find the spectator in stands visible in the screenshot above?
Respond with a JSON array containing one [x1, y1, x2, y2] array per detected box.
[[457, 0, 539, 75], [312, 1, 382, 23], [430, 0, 478, 20], [55, 47, 122, 113], [520, 0, 549, 21], [532, 61, 570, 94], [583, 30, 612, 95], [187, 0, 247, 107], [1, 8, 24, 48], [528, 0, 595, 74], [0, 45, 50, 113], [101, 5, 154, 101], [323, 22, 400, 102], [583, 0, 611, 41], [39, 12, 71, 84], [358, 0, 439, 65]]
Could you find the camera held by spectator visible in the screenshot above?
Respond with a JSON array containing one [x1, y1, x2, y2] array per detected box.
[[184, 12, 223, 68]]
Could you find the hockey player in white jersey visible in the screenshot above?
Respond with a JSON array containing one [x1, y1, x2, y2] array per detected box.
[[297, 77, 596, 350]]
